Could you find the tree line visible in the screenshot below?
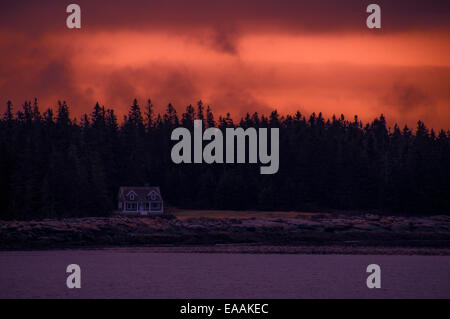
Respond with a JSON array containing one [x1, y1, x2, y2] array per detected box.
[[0, 98, 449, 220]]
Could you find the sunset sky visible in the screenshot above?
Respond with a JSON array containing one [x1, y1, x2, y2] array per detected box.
[[1, 0, 450, 129]]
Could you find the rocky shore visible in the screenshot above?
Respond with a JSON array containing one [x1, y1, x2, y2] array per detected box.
[[1, 214, 449, 252]]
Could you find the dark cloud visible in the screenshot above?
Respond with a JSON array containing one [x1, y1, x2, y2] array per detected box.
[[1, 0, 449, 35], [209, 89, 272, 119], [379, 83, 442, 127], [0, 56, 91, 113], [84, 65, 202, 115], [37, 62, 72, 96], [104, 70, 139, 108], [153, 69, 200, 104], [2, 0, 447, 58], [0, 1, 449, 129], [382, 83, 435, 112], [210, 28, 240, 55]]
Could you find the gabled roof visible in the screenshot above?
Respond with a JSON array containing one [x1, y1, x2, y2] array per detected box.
[[118, 186, 163, 202]]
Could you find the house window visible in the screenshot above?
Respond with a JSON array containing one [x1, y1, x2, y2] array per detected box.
[[149, 192, 158, 201], [126, 203, 137, 211], [151, 202, 162, 211], [130, 194, 135, 200]]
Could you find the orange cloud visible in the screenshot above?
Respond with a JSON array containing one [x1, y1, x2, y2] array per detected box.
[[1, 1, 449, 130]]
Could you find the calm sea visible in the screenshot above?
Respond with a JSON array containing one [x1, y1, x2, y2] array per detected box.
[[0, 249, 449, 299]]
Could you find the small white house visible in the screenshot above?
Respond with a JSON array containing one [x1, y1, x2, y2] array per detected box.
[[118, 186, 164, 215]]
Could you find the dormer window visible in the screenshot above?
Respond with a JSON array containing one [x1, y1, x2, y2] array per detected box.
[[148, 191, 158, 201], [126, 190, 137, 201]]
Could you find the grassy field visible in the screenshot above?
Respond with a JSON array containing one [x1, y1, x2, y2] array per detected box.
[[168, 208, 324, 219]]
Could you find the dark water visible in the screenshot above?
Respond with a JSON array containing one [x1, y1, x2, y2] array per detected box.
[[0, 249, 449, 299]]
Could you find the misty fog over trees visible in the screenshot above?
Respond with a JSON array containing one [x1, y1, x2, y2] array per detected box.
[[0, 98, 449, 220]]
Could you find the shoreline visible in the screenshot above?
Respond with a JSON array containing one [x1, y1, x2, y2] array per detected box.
[[1, 214, 449, 253], [1, 245, 449, 256]]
